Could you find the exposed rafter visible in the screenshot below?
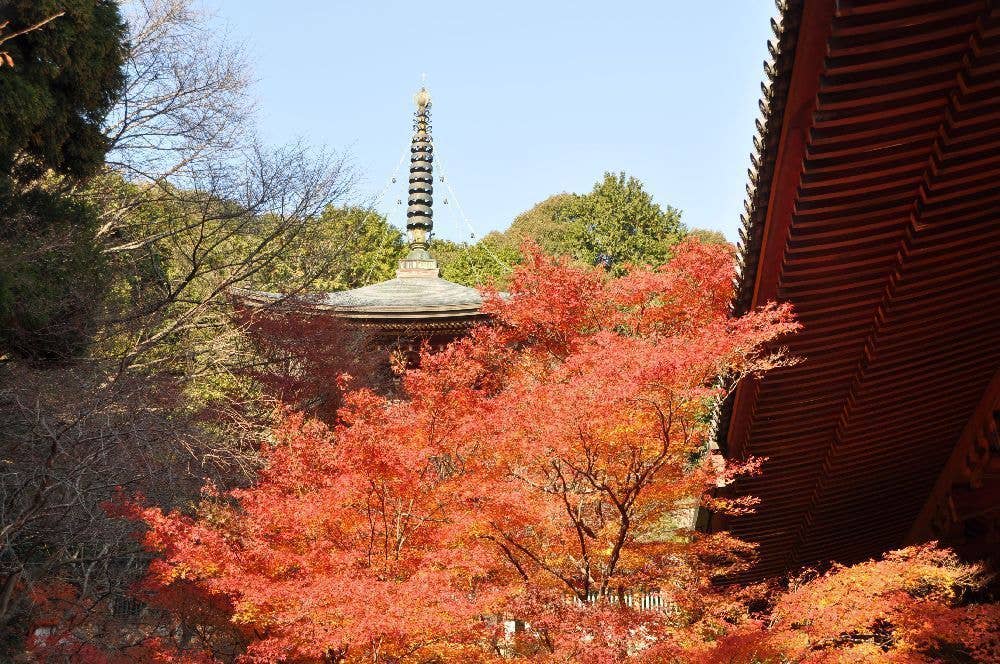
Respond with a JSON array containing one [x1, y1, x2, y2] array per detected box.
[[710, 0, 1000, 581]]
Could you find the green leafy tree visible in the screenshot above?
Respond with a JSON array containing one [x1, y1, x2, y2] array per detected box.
[[427, 237, 466, 274], [430, 174, 686, 287], [434, 232, 520, 289], [0, 188, 107, 360], [0, 11, 64, 69], [251, 205, 406, 292], [688, 228, 730, 245], [574, 171, 685, 272], [506, 193, 582, 258]]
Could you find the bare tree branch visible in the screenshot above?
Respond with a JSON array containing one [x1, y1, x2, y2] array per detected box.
[[0, 12, 64, 67]]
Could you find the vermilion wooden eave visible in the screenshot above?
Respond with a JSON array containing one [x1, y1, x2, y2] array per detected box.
[[712, 0, 1000, 568], [722, 0, 838, 467]]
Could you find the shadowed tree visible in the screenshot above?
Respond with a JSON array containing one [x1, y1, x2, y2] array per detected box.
[[0, 2, 365, 656], [0, 11, 64, 69], [0, 0, 125, 187], [0, 0, 127, 361]]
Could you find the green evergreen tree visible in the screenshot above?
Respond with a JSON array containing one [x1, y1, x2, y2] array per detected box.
[[0, 0, 126, 361], [0, 0, 125, 189]]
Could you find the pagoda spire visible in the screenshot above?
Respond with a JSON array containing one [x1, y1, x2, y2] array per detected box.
[[398, 87, 439, 275]]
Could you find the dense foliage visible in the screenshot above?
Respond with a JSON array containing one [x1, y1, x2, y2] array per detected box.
[[3, 3, 996, 663], [0, 0, 125, 187], [109, 240, 802, 662], [0, 187, 107, 360], [253, 205, 406, 293], [572, 172, 684, 272], [0, 2, 361, 656], [0, 0, 126, 360], [700, 545, 1000, 663], [86, 242, 998, 664], [433, 172, 695, 288], [433, 234, 523, 289]]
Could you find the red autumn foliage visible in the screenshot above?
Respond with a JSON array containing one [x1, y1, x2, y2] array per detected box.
[[234, 306, 394, 420], [22, 577, 222, 664], [695, 544, 1000, 664], [97, 240, 997, 662]]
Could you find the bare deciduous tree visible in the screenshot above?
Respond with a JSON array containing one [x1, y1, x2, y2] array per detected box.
[[103, 0, 251, 187]]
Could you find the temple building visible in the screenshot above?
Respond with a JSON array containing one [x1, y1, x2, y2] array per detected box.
[[237, 88, 487, 361], [703, 0, 1000, 581]]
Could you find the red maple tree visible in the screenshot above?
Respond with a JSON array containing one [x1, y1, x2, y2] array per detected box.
[[112, 240, 795, 661], [234, 305, 394, 421], [100, 240, 997, 662]]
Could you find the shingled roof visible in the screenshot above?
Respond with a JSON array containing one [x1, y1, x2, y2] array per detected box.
[[235, 270, 483, 320]]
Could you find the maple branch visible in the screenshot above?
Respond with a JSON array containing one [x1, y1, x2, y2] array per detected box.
[[481, 535, 528, 581], [0, 571, 20, 623], [492, 524, 582, 600], [551, 460, 592, 596], [629, 395, 678, 493], [600, 511, 631, 597], [365, 485, 377, 566], [395, 498, 450, 557], [377, 485, 390, 563], [561, 452, 625, 515], [0, 12, 64, 48]]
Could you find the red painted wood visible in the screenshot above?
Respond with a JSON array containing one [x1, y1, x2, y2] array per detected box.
[[718, 0, 1000, 581]]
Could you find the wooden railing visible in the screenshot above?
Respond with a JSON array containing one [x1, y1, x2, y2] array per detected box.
[[569, 589, 675, 613]]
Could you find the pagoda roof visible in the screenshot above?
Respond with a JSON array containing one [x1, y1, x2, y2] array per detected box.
[[236, 86, 493, 325], [235, 267, 485, 320]]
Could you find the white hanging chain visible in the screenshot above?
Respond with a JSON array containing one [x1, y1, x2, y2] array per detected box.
[[354, 142, 410, 283], [382, 143, 409, 227], [434, 149, 512, 272]]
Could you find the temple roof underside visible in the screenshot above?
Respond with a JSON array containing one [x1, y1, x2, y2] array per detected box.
[[708, 0, 1000, 582]]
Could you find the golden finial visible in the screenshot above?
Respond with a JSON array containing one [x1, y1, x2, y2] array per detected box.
[[414, 86, 431, 110]]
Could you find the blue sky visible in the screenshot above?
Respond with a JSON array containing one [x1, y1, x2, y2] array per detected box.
[[206, 1, 775, 243]]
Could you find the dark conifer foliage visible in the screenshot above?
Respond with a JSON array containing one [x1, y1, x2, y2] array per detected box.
[[0, 0, 126, 188], [0, 0, 126, 361]]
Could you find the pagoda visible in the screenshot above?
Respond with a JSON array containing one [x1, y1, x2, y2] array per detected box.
[[237, 88, 487, 360]]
